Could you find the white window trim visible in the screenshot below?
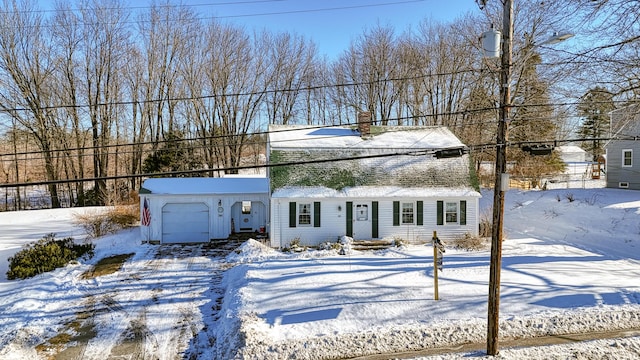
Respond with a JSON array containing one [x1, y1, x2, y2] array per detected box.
[[401, 202, 414, 225], [445, 202, 459, 224], [298, 203, 312, 226], [241, 200, 252, 215], [355, 204, 369, 221], [622, 149, 633, 168]]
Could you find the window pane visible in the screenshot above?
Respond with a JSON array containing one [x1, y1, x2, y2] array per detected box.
[[356, 204, 368, 221], [623, 150, 632, 166], [402, 202, 414, 224], [299, 203, 311, 225], [242, 201, 251, 214], [446, 202, 458, 223]]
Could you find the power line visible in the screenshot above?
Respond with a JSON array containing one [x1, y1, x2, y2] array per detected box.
[[2, 98, 638, 161], [0, 0, 427, 28], [0, 67, 479, 113], [0, 133, 636, 189], [0, 147, 433, 188]]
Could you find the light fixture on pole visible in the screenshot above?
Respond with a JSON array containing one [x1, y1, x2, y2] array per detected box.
[[543, 31, 574, 45]]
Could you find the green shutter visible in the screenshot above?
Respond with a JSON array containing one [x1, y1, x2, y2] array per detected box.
[[313, 201, 321, 227], [416, 201, 423, 226], [346, 202, 353, 236], [289, 202, 296, 228], [460, 200, 467, 225], [372, 201, 379, 238], [393, 201, 400, 226], [437, 201, 443, 225]]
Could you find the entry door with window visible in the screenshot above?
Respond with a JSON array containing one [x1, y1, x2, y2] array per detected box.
[[352, 203, 372, 239], [239, 201, 253, 232]]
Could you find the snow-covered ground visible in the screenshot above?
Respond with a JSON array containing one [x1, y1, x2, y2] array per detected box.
[[0, 186, 639, 359]]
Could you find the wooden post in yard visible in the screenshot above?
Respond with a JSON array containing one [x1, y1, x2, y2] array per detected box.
[[433, 231, 439, 301]]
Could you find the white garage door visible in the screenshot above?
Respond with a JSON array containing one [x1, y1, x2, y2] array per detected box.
[[162, 203, 210, 243]]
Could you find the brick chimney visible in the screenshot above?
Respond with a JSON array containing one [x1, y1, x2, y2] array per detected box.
[[357, 111, 371, 137]]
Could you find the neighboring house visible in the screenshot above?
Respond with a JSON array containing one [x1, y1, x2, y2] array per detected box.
[[556, 145, 588, 163], [607, 104, 640, 190], [267, 112, 481, 248], [139, 177, 269, 243]]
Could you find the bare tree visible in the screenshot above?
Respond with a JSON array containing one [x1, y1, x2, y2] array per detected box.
[[136, 2, 194, 149], [0, 0, 62, 207], [76, 0, 130, 205], [50, 1, 90, 206], [336, 24, 401, 125], [263, 32, 317, 125], [413, 20, 476, 127], [568, 0, 640, 98], [302, 57, 337, 125], [203, 21, 268, 174]]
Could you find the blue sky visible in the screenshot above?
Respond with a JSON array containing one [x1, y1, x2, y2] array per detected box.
[[182, 0, 480, 59], [34, 0, 479, 59]]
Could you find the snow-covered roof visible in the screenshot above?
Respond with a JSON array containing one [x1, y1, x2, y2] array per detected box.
[[272, 185, 481, 198], [141, 177, 269, 195], [557, 145, 586, 154], [268, 125, 465, 150], [556, 145, 588, 163]]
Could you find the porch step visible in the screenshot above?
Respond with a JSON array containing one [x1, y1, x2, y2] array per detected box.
[[228, 232, 267, 241], [351, 239, 394, 251]]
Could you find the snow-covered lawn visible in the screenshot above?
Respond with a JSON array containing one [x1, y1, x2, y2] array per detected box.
[[0, 187, 639, 359]]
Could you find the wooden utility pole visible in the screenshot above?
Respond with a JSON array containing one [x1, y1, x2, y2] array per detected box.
[[487, 0, 513, 356]]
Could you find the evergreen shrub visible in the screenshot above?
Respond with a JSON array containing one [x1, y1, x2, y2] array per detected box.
[[7, 233, 95, 280]]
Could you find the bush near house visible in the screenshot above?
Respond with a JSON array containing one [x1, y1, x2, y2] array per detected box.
[[7, 234, 95, 280]]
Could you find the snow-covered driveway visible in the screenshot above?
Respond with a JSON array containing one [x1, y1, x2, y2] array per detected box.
[[0, 234, 239, 360]]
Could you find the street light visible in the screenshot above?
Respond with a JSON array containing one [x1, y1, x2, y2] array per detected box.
[[543, 31, 575, 45], [481, 1, 573, 356]]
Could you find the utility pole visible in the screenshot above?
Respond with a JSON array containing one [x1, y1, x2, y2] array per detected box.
[[487, 0, 512, 356]]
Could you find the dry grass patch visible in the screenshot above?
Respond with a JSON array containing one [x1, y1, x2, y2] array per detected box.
[[81, 253, 134, 279], [449, 233, 490, 251], [74, 205, 139, 238]]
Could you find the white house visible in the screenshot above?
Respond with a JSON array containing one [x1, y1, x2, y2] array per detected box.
[[271, 186, 480, 248], [556, 145, 588, 163], [139, 177, 269, 243], [267, 112, 482, 248]]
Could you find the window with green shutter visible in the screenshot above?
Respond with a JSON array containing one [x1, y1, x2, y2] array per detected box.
[[313, 202, 321, 227], [372, 201, 379, 238], [289, 202, 296, 227], [346, 201, 353, 236], [393, 201, 400, 226]]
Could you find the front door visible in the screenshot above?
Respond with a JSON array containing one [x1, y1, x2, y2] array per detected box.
[[231, 200, 266, 233], [352, 202, 372, 240]]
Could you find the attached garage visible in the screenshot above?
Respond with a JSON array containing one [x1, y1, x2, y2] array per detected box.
[[139, 177, 270, 244]]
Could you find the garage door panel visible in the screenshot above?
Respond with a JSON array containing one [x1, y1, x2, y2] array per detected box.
[[162, 203, 209, 243]]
